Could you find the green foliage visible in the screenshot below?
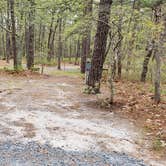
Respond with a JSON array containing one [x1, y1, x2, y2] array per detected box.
[[140, 0, 166, 7]]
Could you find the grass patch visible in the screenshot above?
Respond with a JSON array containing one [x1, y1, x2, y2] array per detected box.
[[50, 69, 83, 77], [34, 57, 57, 66], [2, 67, 24, 73]]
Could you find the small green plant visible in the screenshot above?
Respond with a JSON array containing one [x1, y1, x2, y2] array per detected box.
[[152, 138, 164, 151]]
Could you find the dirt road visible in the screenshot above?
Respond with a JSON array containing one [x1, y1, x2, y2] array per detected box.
[[0, 66, 165, 166]]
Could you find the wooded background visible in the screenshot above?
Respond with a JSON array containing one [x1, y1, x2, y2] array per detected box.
[[0, 0, 166, 103]]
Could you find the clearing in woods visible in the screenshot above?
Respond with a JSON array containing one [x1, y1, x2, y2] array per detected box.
[[0, 62, 165, 165]]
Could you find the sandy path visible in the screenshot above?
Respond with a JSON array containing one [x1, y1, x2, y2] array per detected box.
[[0, 68, 165, 165]]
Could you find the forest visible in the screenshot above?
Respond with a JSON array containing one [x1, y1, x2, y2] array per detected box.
[[0, 0, 165, 165]]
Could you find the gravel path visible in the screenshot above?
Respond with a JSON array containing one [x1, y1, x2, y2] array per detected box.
[[0, 141, 146, 166]]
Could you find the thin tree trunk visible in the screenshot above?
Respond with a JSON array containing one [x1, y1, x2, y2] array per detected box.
[[154, 46, 161, 103], [10, 0, 19, 69], [81, 0, 93, 73], [48, 19, 58, 62], [75, 37, 80, 65], [141, 41, 154, 82], [57, 18, 62, 70], [47, 11, 54, 62], [69, 38, 72, 63], [117, 0, 123, 79], [0, 14, 6, 60], [126, 0, 138, 75], [40, 25, 45, 57], [6, 0, 11, 63], [2, 30, 6, 60], [25, 18, 28, 58]]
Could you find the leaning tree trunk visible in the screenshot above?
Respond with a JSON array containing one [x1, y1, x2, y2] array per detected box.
[[141, 3, 163, 84], [27, 0, 35, 70], [87, 0, 112, 93], [140, 4, 159, 83], [141, 40, 154, 82]]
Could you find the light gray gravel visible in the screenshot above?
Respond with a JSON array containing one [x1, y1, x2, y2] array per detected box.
[[0, 141, 147, 166]]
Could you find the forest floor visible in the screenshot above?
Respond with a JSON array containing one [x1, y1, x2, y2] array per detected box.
[[0, 60, 165, 166]]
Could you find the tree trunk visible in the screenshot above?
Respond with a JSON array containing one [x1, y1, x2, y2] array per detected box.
[[10, 0, 18, 70], [117, 0, 123, 79], [153, 5, 165, 103], [80, 0, 93, 73], [47, 11, 54, 62], [41, 25, 45, 58], [2, 28, 6, 60], [140, 4, 161, 83], [81, 37, 87, 73], [75, 37, 80, 65], [141, 41, 154, 82], [27, 0, 35, 70], [48, 19, 58, 62], [25, 18, 28, 59], [126, 0, 138, 75], [6, 0, 11, 63], [57, 18, 62, 70], [154, 46, 161, 104], [69, 38, 72, 63], [87, 0, 112, 93]]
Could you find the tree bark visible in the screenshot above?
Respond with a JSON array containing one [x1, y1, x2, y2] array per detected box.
[[81, 0, 93, 73], [81, 37, 87, 73], [6, 0, 11, 63], [75, 37, 80, 65], [48, 19, 58, 62], [47, 11, 54, 62], [10, 0, 18, 69], [87, 0, 112, 93], [57, 18, 62, 70], [141, 41, 154, 82], [27, 0, 35, 70], [153, 5, 165, 103], [117, 0, 123, 79]]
